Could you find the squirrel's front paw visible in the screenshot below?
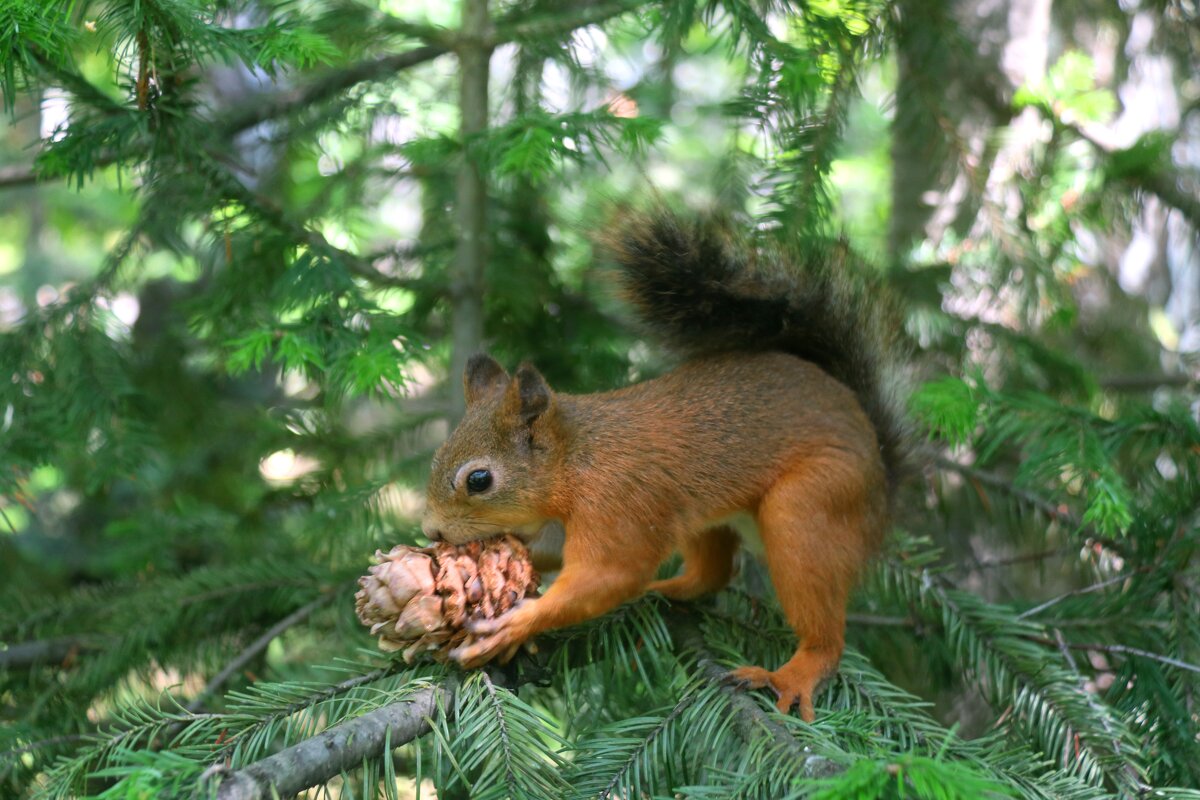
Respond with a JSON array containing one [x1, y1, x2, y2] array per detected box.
[[452, 603, 533, 668], [450, 628, 523, 668], [464, 599, 530, 637]]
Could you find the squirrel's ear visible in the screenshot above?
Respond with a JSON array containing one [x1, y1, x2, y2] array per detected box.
[[508, 362, 553, 425], [464, 354, 508, 407]]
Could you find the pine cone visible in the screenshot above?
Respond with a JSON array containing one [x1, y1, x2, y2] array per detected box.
[[355, 535, 540, 663]]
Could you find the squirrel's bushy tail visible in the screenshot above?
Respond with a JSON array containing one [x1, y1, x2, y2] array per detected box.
[[606, 211, 908, 494]]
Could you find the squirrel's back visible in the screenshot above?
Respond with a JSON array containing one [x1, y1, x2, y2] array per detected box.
[[604, 211, 908, 497]]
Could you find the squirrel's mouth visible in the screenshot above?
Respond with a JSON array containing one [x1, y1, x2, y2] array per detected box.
[[422, 507, 551, 545], [422, 517, 510, 545]]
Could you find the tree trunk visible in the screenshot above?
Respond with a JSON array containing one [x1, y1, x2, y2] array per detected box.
[[888, 0, 950, 259], [449, 0, 493, 421]]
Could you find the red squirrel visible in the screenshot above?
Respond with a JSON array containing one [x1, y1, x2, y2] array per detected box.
[[421, 211, 906, 721]]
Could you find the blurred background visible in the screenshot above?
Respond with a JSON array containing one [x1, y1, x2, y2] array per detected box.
[[1, 0, 1198, 797]]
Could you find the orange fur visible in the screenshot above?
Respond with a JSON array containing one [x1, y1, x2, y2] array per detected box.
[[646, 525, 740, 601], [427, 351, 889, 720]]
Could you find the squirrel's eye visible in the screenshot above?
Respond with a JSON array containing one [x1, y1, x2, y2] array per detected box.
[[466, 469, 492, 494]]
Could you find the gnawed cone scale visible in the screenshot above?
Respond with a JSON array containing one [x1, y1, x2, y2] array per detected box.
[[355, 535, 540, 663]]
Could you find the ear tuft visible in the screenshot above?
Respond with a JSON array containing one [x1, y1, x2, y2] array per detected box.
[[512, 362, 552, 424], [464, 354, 508, 406]]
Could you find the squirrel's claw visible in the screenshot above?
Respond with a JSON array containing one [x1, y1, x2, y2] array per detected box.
[[450, 636, 499, 668], [451, 629, 518, 668], [724, 665, 775, 693], [465, 600, 529, 636], [453, 602, 534, 668], [465, 617, 503, 636], [722, 674, 752, 691], [726, 663, 822, 722]]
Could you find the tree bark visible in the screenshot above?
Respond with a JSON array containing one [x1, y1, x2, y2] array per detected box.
[[448, 0, 493, 421], [888, 0, 951, 259], [209, 678, 458, 800]]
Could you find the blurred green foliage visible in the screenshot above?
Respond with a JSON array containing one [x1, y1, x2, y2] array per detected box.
[[1, 0, 1198, 798]]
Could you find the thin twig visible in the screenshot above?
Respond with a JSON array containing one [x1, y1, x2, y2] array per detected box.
[[0, 504, 19, 535], [0, 636, 108, 669], [846, 613, 915, 627], [0, 734, 87, 762], [935, 455, 1081, 528], [934, 456, 1131, 558], [970, 546, 1075, 569], [1099, 373, 1194, 392], [1026, 637, 1200, 676], [1016, 570, 1146, 621], [202, 601, 841, 799], [0, 162, 46, 189], [186, 594, 334, 714]]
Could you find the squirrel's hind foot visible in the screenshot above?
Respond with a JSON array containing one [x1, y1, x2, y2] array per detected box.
[[726, 651, 837, 723]]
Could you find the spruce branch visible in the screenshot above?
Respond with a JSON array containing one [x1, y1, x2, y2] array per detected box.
[[479, 673, 518, 796], [884, 555, 1147, 792], [185, 594, 335, 714], [484, 0, 650, 48], [0, 0, 656, 191], [596, 689, 697, 798], [0, 43, 441, 190], [210, 664, 408, 766], [189, 150, 386, 285], [0, 636, 108, 669], [201, 604, 842, 800], [673, 613, 843, 780], [207, 676, 459, 800], [376, 0, 648, 49], [215, 44, 448, 143]]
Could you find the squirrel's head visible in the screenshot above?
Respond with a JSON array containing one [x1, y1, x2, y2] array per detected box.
[[422, 354, 561, 544]]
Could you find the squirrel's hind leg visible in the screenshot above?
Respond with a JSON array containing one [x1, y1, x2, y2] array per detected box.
[[728, 458, 875, 722], [646, 525, 739, 600]]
